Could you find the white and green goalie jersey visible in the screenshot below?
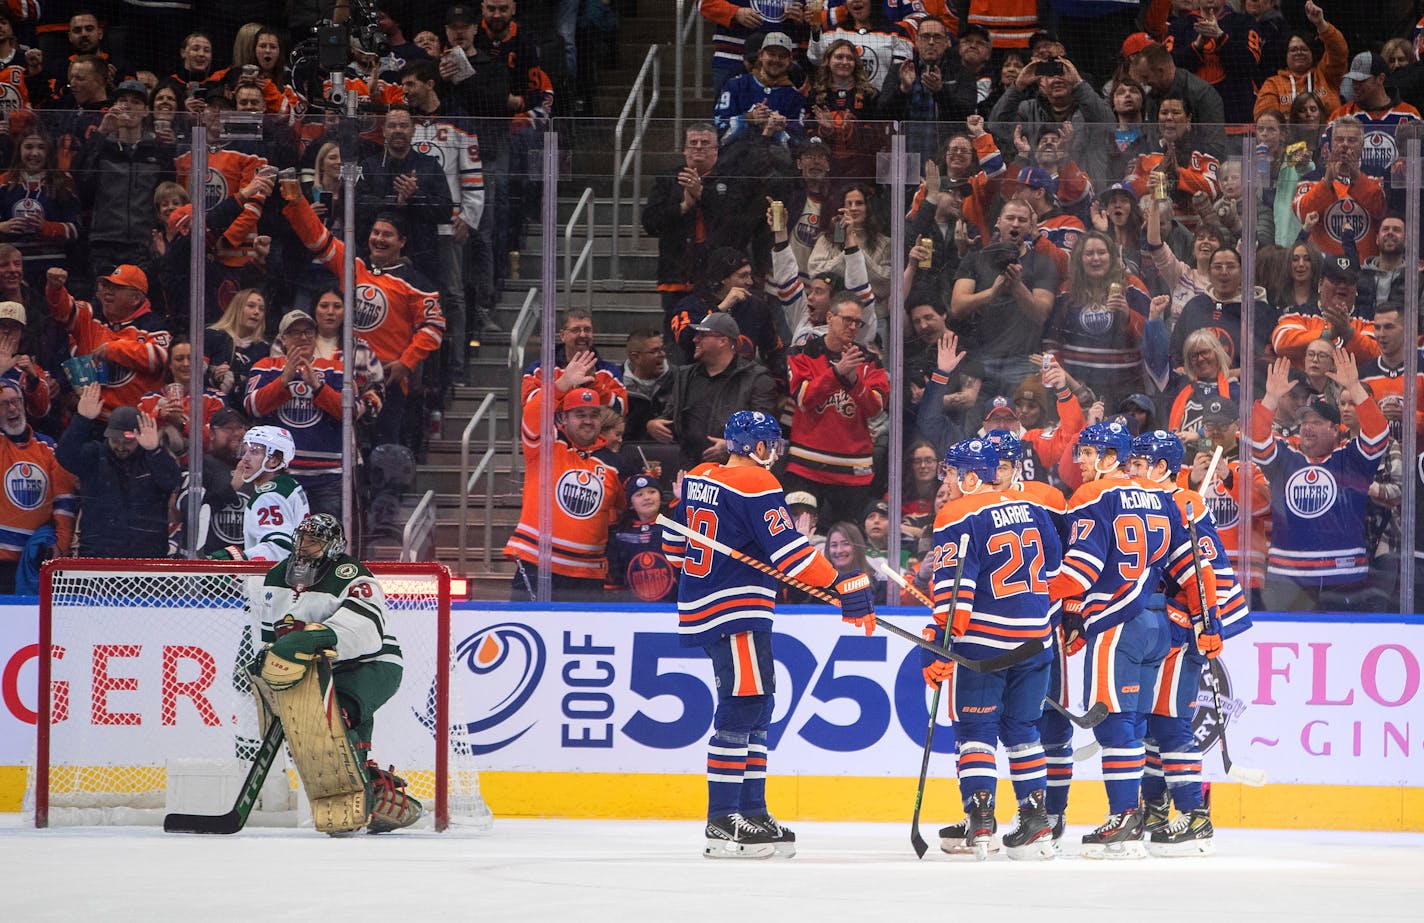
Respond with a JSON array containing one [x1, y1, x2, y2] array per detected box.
[[255, 555, 403, 668]]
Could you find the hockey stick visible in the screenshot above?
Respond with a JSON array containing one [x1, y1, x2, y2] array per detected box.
[[871, 557, 936, 609], [657, 515, 1043, 672], [910, 535, 966, 859], [1185, 501, 1267, 787], [163, 717, 285, 834], [1041, 695, 1110, 729]]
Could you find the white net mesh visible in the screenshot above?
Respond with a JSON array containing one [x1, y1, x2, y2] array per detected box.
[[27, 561, 492, 831]]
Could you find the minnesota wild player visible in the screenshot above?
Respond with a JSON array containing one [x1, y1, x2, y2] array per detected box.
[[252, 512, 422, 834], [211, 425, 310, 562]]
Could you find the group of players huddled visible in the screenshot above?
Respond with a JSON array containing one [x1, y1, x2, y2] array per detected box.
[[669, 409, 1251, 860]]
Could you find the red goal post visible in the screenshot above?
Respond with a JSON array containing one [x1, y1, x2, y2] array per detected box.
[[32, 558, 491, 832]]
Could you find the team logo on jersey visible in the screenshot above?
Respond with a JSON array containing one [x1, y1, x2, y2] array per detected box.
[[1076, 303, 1114, 336], [353, 283, 387, 332], [256, 481, 276, 493], [556, 468, 606, 519], [794, 210, 821, 250], [1205, 487, 1238, 530], [627, 551, 677, 601], [1283, 466, 1337, 519], [4, 461, 48, 510], [0, 78, 23, 114], [101, 358, 134, 388], [204, 166, 229, 211], [335, 563, 358, 579], [213, 500, 244, 543], [854, 43, 884, 83], [278, 383, 322, 429], [439, 622, 546, 754], [1190, 659, 1241, 757], [412, 139, 450, 170], [1361, 130, 1397, 176], [1323, 198, 1371, 247], [816, 389, 858, 419], [10, 196, 43, 223]]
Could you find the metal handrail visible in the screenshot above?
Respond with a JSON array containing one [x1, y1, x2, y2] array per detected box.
[[674, 0, 707, 140], [400, 489, 437, 562], [458, 392, 499, 576], [563, 186, 595, 312], [506, 286, 541, 377], [610, 44, 660, 278]]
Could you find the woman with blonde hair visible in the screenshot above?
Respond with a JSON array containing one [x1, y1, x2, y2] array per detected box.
[[205, 288, 271, 401]]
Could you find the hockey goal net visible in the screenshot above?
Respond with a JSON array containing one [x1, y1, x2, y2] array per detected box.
[[28, 559, 492, 832]]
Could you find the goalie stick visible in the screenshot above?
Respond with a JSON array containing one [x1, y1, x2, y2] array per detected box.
[[1041, 695, 1110, 729], [657, 515, 1043, 672], [909, 536, 966, 859], [1185, 501, 1268, 787], [163, 717, 286, 834]]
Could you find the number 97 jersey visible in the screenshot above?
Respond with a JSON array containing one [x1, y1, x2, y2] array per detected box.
[[244, 473, 311, 562]]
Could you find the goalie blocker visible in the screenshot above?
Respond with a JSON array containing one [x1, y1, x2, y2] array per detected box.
[[253, 512, 423, 834]]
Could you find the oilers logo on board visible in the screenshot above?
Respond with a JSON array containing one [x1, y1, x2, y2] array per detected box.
[[1284, 466, 1336, 518], [1076, 303, 1113, 336], [279, 378, 322, 428], [556, 468, 605, 519], [1360, 130, 1397, 177], [204, 165, 228, 211], [1190, 659, 1241, 756], [1323, 198, 1370, 247], [353, 283, 387, 332], [5, 461, 48, 510], [434, 622, 546, 754]]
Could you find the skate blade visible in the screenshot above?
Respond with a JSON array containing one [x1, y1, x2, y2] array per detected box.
[[704, 839, 775, 859], [972, 837, 992, 861], [1147, 838, 1215, 858], [1005, 839, 1057, 861], [1080, 840, 1147, 860], [940, 838, 1000, 857], [771, 842, 797, 858]]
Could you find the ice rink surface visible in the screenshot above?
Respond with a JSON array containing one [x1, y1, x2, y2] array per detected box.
[[3, 814, 1421, 921]]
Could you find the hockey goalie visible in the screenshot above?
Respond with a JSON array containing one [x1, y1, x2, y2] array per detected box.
[[250, 512, 423, 834]]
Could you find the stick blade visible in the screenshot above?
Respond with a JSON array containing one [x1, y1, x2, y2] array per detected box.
[[911, 828, 929, 859], [163, 810, 244, 835], [1078, 702, 1110, 728], [960, 639, 1044, 673], [1072, 741, 1100, 762]]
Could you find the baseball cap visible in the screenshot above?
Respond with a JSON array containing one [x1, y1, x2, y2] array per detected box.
[[624, 473, 660, 496], [1342, 52, 1387, 102], [984, 395, 1020, 420], [786, 490, 819, 510], [760, 32, 794, 52], [104, 406, 142, 438], [113, 79, 149, 102], [1301, 398, 1342, 426], [1202, 397, 1239, 425], [0, 376, 23, 400], [958, 23, 991, 44], [1098, 182, 1136, 204], [98, 264, 148, 295], [862, 498, 890, 520], [1010, 165, 1058, 198], [692, 312, 740, 340], [446, 3, 479, 24], [1118, 393, 1154, 414], [277, 309, 316, 335], [0, 301, 25, 324], [560, 387, 601, 412], [1121, 32, 1153, 58], [1321, 252, 1359, 285]]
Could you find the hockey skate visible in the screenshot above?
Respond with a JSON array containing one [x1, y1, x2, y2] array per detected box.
[[1147, 807, 1215, 857], [1001, 790, 1055, 861], [746, 813, 796, 858], [366, 762, 424, 833], [938, 812, 1001, 857], [1081, 808, 1147, 859], [704, 813, 776, 859], [964, 790, 996, 861], [1143, 793, 1172, 834]]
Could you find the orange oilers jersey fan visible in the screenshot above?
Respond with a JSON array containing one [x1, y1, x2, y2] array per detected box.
[[283, 197, 445, 380], [503, 387, 624, 581], [46, 275, 170, 416]]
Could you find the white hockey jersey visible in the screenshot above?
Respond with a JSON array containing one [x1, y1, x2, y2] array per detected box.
[[242, 474, 310, 562], [254, 555, 402, 668]]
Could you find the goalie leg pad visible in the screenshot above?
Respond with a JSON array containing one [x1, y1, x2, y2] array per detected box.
[[257, 656, 370, 834]]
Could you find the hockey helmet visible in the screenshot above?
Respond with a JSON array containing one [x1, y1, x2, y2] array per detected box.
[[985, 428, 1023, 462], [944, 437, 1000, 484], [1073, 420, 1133, 465], [288, 513, 346, 588], [724, 411, 785, 467], [368, 443, 417, 495], [240, 425, 295, 482], [1129, 429, 1185, 476]]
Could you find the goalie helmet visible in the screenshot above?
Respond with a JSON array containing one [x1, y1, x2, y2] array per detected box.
[[724, 411, 785, 468], [241, 425, 296, 482], [1073, 420, 1133, 465], [944, 437, 1000, 484], [288, 513, 346, 588], [1130, 429, 1185, 476]]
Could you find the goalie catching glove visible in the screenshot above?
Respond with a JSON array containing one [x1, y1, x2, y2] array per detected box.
[[259, 622, 338, 690], [835, 571, 876, 635]]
